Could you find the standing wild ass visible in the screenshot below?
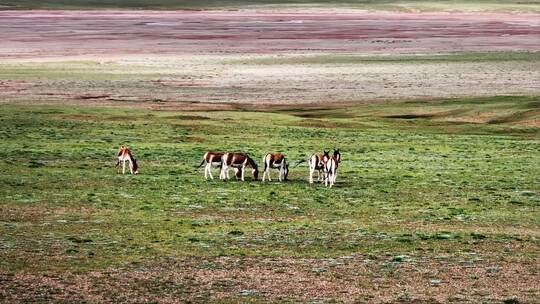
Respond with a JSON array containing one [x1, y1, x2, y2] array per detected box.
[[325, 149, 341, 188], [262, 153, 289, 182], [198, 151, 224, 180], [308, 151, 330, 184]]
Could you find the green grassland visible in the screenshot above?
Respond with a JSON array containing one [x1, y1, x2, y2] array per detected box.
[[1, 51, 539, 301], [229, 52, 540, 65], [0, 0, 539, 11], [1, 96, 538, 275]]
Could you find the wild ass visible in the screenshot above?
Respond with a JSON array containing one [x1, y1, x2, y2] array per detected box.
[[324, 149, 341, 188], [333, 149, 341, 164], [262, 153, 289, 182], [324, 156, 338, 188], [198, 151, 225, 180], [116, 146, 138, 175], [220, 153, 259, 181], [308, 151, 330, 184]]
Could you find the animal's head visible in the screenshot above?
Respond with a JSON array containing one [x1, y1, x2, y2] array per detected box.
[[323, 150, 330, 162], [132, 158, 139, 174], [248, 156, 259, 180], [117, 145, 125, 156], [252, 167, 259, 180], [333, 149, 341, 162]]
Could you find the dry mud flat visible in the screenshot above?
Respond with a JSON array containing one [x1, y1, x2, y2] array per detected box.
[[0, 10, 539, 107], [0, 10, 539, 58], [2, 58, 539, 107]]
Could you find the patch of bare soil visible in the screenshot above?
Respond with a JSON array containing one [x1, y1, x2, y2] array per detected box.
[[0, 80, 32, 95], [0, 255, 538, 303], [383, 109, 471, 120], [0, 205, 97, 221], [0, 10, 538, 109], [152, 79, 213, 88]]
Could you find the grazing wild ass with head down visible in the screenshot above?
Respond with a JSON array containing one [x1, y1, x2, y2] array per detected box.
[[308, 151, 330, 184], [262, 153, 289, 182], [198, 151, 225, 180], [116, 146, 138, 175], [220, 153, 259, 181]]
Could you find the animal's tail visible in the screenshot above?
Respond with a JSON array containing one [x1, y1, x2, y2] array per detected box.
[[196, 158, 206, 168], [293, 159, 306, 168]]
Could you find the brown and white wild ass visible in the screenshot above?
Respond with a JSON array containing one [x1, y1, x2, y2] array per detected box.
[[198, 151, 224, 180], [220, 153, 259, 181], [116, 146, 138, 175], [325, 149, 341, 188], [333, 149, 341, 164], [262, 153, 289, 182], [308, 151, 330, 184]]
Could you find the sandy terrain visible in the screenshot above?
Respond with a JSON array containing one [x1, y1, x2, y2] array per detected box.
[[1, 10, 539, 58], [0, 10, 538, 107], [1, 55, 538, 107]]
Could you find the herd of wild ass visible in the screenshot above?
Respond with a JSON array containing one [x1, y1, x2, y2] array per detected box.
[[116, 146, 342, 188]]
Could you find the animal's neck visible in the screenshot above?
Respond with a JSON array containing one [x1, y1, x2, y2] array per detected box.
[[247, 157, 257, 170]]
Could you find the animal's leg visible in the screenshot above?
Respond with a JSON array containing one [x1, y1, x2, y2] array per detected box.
[[129, 159, 134, 174], [309, 165, 314, 184], [220, 165, 226, 180], [122, 159, 126, 175], [326, 173, 330, 187], [205, 163, 210, 180], [208, 164, 214, 180], [262, 158, 267, 182], [241, 166, 245, 181]]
